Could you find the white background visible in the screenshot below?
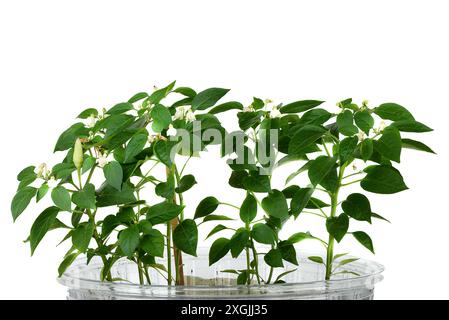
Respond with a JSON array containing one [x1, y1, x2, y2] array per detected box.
[[0, 0, 448, 299]]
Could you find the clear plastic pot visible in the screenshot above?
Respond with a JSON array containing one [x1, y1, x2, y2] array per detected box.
[[58, 250, 384, 300]]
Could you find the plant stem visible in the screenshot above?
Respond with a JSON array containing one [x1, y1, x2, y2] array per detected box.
[[219, 202, 240, 210], [325, 165, 346, 280], [250, 241, 261, 284], [166, 222, 172, 285], [137, 259, 144, 285]]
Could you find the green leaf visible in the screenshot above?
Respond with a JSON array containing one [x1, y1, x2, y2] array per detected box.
[[174, 87, 196, 98], [191, 88, 230, 111], [173, 219, 198, 256], [337, 110, 358, 136], [374, 126, 402, 163], [288, 125, 326, 155], [52, 163, 76, 180], [391, 120, 433, 133], [280, 100, 324, 114], [106, 102, 133, 115], [209, 238, 230, 265], [72, 183, 96, 209], [342, 193, 372, 222], [82, 156, 96, 174], [261, 190, 289, 220], [264, 248, 284, 268], [278, 241, 298, 265], [308, 256, 324, 264], [373, 103, 414, 121], [51, 186, 72, 212], [237, 111, 263, 130], [203, 215, 234, 222], [352, 231, 375, 253], [54, 123, 89, 152], [361, 165, 408, 194], [401, 138, 435, 154], [308, 156, 337, 187], [290, 187, 314, 217], [128, 92, 148, 103], [147, 201, 184, 225], [140, 229, 165, 257], [151, 104, 172, 132], [240, 194, 257, 224], [118, 225, 140, 257], [58, 252, 80, 277], [326, 214, 349, 243], [228, 170, 248, 189], [206, 224, 228, 239], [175, 174, 197, 193], [17, 166, 36, 181], [297, 108, 332, 126], [339, 136, 358, 164], [30, 206, 60, 255], [103, 161, 123, 191], [96, 182, 137, 207], [354, 110, 374, 134], [155, 181, 175, 199], [209, 101, 243, 114], [101, 215, 120, 237], [242, 171, 271, 193], [251, 223, 276, 245], [285, 161, 310, 184], [148, 81, 176, 104], [360, 138, 374, 162], [154, 140, 179, 167], [288, 232, 315, 243], [194, 196, 219, 219], [72, 221, 95, 252], [229, 229, 250, 258], [11, 186, 37, 221], [77, 108, 98, 119], [125, 132, 148, 163], [36, 183, 49, 202]]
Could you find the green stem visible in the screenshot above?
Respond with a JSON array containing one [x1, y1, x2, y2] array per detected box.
[[219, 202, 240, 210], [325, 165, 346, 280], [137, 259, 144, 285], [341, 179, 363, 187], [166, 223, 172, 285], [250, 241, 261, 284]]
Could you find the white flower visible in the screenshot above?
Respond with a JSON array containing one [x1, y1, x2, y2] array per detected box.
[[357, 130, 366, 142], [85, 115, 96, 128], [269, 106, 281, 118], [352, 163, 358, 172], [243, 105, 255, 112], [47, 176, 59, 188], [148, 135, 157, 143], [34, 163, 48, 178], [378, 120, 387, 131], [185, 110, 196, 122], [166, 124, 177, 136], [97, 153, 109, 168], [173, 106, 185, 120]]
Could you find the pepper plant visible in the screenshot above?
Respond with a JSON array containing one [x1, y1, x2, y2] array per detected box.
[[11, 83, 434, 285]]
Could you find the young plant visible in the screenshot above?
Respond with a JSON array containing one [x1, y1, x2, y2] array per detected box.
[[11, 82, 232, 285]]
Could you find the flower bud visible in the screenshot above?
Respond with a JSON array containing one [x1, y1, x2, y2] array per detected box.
[[73, 138, 84, 170]]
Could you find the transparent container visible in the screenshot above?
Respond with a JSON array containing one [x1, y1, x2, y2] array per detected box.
[[58, 250, 384, 300]]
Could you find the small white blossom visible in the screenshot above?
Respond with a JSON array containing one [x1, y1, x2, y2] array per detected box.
[[166, 124, 177, 136], [98, 153, 109, 168], [378, 120, 387, 131], [148, 135, 157, 143], [357, 130, 366, 142], [47, 176, 59, 188], [362, 100, 369, 107], [173, 106, 185, 120], [34, 163, 48, 178], [185, 110, 196, 122], [269, 106, 281, 118], [86, 115, 96, 128], [243, 105, 255, 112]]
